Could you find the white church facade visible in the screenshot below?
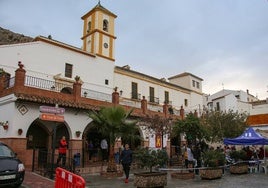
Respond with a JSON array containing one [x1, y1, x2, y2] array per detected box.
[[0, 3, 204, 171]]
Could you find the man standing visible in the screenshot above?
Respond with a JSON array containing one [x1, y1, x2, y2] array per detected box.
[[57, 136, 68, 166], [120, 144, 132, 183], [100, 138, 108, 161]]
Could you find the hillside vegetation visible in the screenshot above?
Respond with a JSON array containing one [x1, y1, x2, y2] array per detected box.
[[0, 27, 33, 45]]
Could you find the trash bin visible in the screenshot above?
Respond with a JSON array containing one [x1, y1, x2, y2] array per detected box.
[[74, 153, 80, 166]]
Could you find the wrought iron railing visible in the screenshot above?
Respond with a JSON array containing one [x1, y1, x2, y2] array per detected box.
[[81, 88, 112, 102], [31, 148, 77, 179], [131, 92, 141, 100], [25, 76, 72, 92], [148, 96, 159, 104]]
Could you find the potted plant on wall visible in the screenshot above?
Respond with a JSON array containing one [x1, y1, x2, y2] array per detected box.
[[229, 149, 248, 174], [133, 147, 168, 188], [199, 149, 225, 180]]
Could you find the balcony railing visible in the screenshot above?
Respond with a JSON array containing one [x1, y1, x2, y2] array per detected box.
[[148, 96, 159, 104], [119, 98, 141, 108], [2, 74, 192, 115], [81, 88, 112, 102], [131, 92, 141, 100], [25, 76, 72, 92]]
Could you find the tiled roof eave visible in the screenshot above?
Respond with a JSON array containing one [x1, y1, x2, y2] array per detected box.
[[15, 93, 99, 110]]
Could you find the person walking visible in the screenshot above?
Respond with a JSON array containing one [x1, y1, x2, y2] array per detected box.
[[100, 138, 108, 161], [120, 144, 133, 183], [57, 136, 68, 166]]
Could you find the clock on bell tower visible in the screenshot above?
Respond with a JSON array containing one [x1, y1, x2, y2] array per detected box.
[[81, 2, 117, 61]]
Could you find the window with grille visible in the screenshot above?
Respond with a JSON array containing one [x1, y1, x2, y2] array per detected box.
[[164, 91, 169, 104], [131, 82, 138, 99], [192, 80, 195, 87], [149, 87, 155, 102]]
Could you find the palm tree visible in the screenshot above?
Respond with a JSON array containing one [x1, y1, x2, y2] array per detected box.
[[88, 106, 139, 172]]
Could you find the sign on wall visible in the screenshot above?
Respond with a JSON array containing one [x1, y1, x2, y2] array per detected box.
[[155, 134, 162, 148], [39, 105, 65, 122]]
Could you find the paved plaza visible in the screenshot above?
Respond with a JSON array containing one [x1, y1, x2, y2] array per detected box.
[[83, 171, 267, 188], [21, 169, 268, 188]]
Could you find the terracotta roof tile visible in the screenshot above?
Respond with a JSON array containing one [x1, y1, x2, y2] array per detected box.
[[247, 114, 268, 126]]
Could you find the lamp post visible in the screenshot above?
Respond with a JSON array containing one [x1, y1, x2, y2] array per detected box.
[[50, 121, 57, 179]]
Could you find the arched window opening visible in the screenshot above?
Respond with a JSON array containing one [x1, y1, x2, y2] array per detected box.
[[87, 21, 91, 33], [103, 19, 108, 32], [60, 87, 73, 94]]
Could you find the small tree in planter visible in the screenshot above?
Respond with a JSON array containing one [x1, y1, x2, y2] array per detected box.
[[135, 147, 168, 173], [199, 150, 225, 180], [134, 147, 168, 188], [229, 150, 248, 174], [230, 150, 247, 162]]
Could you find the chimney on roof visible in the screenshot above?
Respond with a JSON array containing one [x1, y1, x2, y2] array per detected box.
[[246, 89, 249, 94]]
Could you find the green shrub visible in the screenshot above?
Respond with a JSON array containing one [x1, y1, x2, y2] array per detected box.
[[202, 150, 225, 168], [134, 147, 168, 172], [229, 150, 247, 162]]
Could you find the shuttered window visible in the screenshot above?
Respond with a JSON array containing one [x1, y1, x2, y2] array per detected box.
[[65, 63, 73, 78]]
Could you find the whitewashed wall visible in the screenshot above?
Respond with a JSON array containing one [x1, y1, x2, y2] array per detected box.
[[0, 41, 114, 94]]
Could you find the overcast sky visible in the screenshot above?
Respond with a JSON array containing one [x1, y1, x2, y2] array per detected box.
[[0, 0, 267, 99]]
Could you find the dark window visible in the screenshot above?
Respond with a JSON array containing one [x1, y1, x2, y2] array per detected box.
[[103, 19, 108, 32], [131, 82, 138, 99], [149, 87, 155, 103], [164, 91, 169, 104], [87, 21, 91, 33], [65, 63, 73, 78], [216, 102, 220, 111], [196, 82, 200, 89], [184, 99, 188, 107], [105, 79, 109, 85], [192, 80, 195, 87]]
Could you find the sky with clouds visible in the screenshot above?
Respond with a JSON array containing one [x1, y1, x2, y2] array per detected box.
[[0, 0, 267, 99]]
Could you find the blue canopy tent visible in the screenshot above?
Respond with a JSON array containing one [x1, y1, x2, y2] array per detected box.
[[224, 127, 268, 166], [223, 127, 268, 145]]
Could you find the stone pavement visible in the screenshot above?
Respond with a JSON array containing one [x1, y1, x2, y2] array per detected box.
[[21, 169, 268, 188]]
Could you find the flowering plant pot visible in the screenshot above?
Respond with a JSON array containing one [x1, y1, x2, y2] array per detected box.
[[3, 125, 8, 130], [76, 131, 81, 137], [18, 129, 23, 135]]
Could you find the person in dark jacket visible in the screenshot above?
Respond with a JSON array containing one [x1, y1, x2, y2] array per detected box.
[[120, 144, 132, 183]]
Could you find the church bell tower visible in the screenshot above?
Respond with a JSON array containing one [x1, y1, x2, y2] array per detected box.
[[81, 2, 117, 61]]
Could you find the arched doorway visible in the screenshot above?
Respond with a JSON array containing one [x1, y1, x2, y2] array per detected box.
[[26, 118, 70, 170], [83, 123, 107, 165]]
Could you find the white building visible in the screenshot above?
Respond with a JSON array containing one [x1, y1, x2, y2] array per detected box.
[[206, 89, 258, 114], [0, 2, 204, 172]]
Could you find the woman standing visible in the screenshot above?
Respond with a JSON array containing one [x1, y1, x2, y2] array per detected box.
[[120, 144, 132, 183]]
